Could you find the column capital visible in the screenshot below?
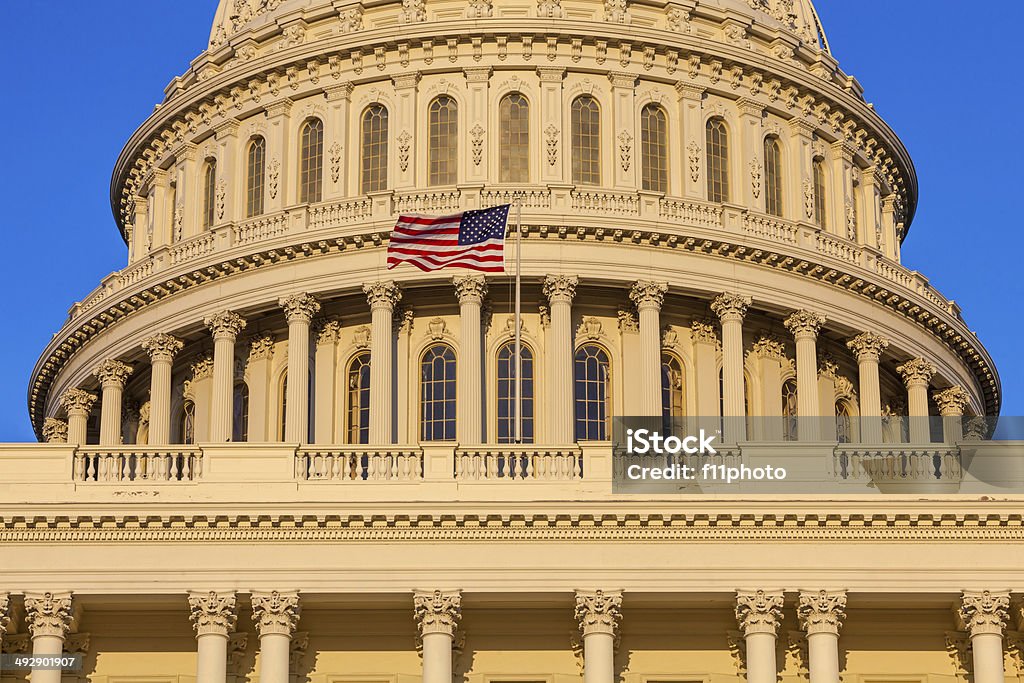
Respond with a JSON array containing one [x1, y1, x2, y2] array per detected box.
[[93, 359, 134, 389], [574, 589, 623, 637], [204, 311, 247, 341], [710, 292, 752, 323], [735, 590, 784, 636], [279, 293, 321, 324], [958, 590, 1010, 637], [543, 274, 578, 304], [62, 388, 98, 415], [846, 332, 889, 363], [536, 66, 566, 82], [0, 593, 11, 637], [784, 310, 826, 341], [24, 591, 75, 639], [675, 81, 705, 101], [413, 590, 462, 638], [43, 417, 69, 443], [250, 591, 301, 637], [751, 336, 786, 361], [897, 357, 936, 388], [690, 319, 719, 345], [630, 281, 669, 311], [191, 353, 215, 381], [315, 319, 342, 346], [249, 334, 277, 360], [142, 333, 185, 362], [363, 281, 403, 311], [797, 590, 847, 636], [453, 274, 488, 305], [188, 591, 238, 637], [933, 385, 971, 417]]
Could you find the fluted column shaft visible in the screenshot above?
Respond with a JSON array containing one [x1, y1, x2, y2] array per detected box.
[[94, 360, 133, 446], [631, 283, 668, 418], [934, 386, 970, 443], [25, 592, 74, 683], [736, 590, 783, 683], [959, 591, 1010, 683], [365, 282, 402, 444], [898, 358, 935, 443], [544, 276, 578, 443], [280, 295, 320, 444], [799, 591, 847, 683], [251, 591, 301, 683], [415, 591, 462, 683], [205, 312, 246, 442], [575, 591, 621, 683], [848, 333, 888, 443], [712, 293, 751, 441], [455, 276, 487, 443], [142, 334, 184, 446], [785, 312, 825, 441], [62, 389, 97, 446], [189, 592, 237, 683]]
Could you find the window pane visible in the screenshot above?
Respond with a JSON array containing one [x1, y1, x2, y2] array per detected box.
[[361, 105, 389, 193], [499, 94, 530, 183], [429, 96, 458, 186], [300, 119, 324, 203], [571, 96, 601, 185], [706, 119, 729, 202], [421, 345, 457, 441], [202, 160, 217, 229], [813, 159, 828, 228], [496, 342, 535, 443], [246, 137, 266, 218], [346, 353, 371, 444], [641, 104, 668, 193], [764, 137, 783, 217], [574, 344, 611, 440]]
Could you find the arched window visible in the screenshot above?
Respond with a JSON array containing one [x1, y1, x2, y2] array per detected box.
[[499, 93, 530, 183], [764, 136, 783, 217], [661, 353, 685, 420], [706, 118, 730, 202], [836, 400, 853, 444], [782, 378, 799, 441], [812, 157, 827, 227], [347, 353, 371, 444], [279, 372, 288, 442], [233, 382, 249, 442], [497, 342, 534, 443], [574, 344, 611, 441], [571, 95, 601, 185], [299, 118, 324, 203], [641, 104, 669, 193], [179, 400, 196, 445], [202, 159, 217, 229], [246, 137, 266, 218], [428, 96, 458, 186], [361, 104, 389, 193], [421, 345, 457, 441]]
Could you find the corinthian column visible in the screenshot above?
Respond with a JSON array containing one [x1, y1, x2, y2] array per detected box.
[[61, 389, 97, 445], [204, 312, 247, 442], [543, 275, 578, 443], [798, 590, 847, 683], [575, 590, 622, 683], [711, 293, 752, 441], [364, 282, 402, 444], [630, 282, 669, 417], [251, 591, 301, 683], [142, 333, 184, 445], [934, 385, 970, 443], [43, 418, 69, 444], [94, 360, 134, 445], [279, 294, 321, 443], [735, 590, 784, 683], [958, 591, 1010, 683], [0, 591, 10, 637], [897, 358, 935, 443], [414, 590, 462, 683], [25, 592, 75, 683], [454, 275, 488, 443], [188, 591, 238, 683], [846, 332, 888, 442], [784, 311, 826, 441]]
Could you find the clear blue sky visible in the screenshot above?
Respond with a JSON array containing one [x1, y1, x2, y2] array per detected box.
[[0, 2, 1019, 441]]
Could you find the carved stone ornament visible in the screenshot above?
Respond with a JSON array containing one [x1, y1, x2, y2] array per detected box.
[[399, 0, 427, 23], [846, 332, 889, 363], [603, 0, 630, 23], [784, 310, 826, 340], [290, 631, 310, 669], [711, 292, 752, 323], [251, 591, 301, 637], [465, 0, 493, 18], [94, 359, 134, 388], [428, 318, 449, 340], [665, 5, 690, 32], [398, 131, 412, 172], [750, 160, 762, 199], [316, 319, 342, 346], [629, 281, 668, 310], [687, 141, 701, 183], [205, 311, 248, 340], [43, 417, 69, 443], [338, 7, 364, 33], [803, 179, 815, 219], [735, 590, 784, 636], [579, 317, 604, 340], [0, 593, 11, 637], [364, 281, 403, 310], [896, 357, 936, 388], [268, 158, 280, 199], [618, 130, 633, 172], [933, 385, 971, 417], [216, 180, 227, 220], [249, 334, 276, 361], [470, 124, 485, 166], [691, 319, 718, 345], [958, 591, 1010, 637], [453, 275, 488, 304], [414, 590, 462, 637], [944, 631, 971, 676], [329, 142, 343, 184], [575, 590, 623, 637], [617, 309, 639, 333], [142, 333, 185, 362], [752, 336, 786, 361], [543, 274, 578, 304], [537, 0, 563, 18], [503, 315, 525, 338], [797, 590, 847, 635], [280, 293, 322, 324], [353, 325, 372, 349], [188, 591, 238, 637], [545, 125, 560, 167], [191, 353, 216, 381], [661, 327, 679, 349], [62, 388, 98, 415], [24, 592, 75, 638]]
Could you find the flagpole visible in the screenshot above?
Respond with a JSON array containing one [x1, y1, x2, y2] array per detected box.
[[514, 196, 523, 445]]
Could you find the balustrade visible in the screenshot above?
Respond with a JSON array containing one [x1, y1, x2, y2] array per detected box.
[[74, 447, 203, 483], [295, 448, 423, 481], [455, 447, 583, 481]]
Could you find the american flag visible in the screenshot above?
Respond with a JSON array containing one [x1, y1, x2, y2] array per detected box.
[[386, 204, 511, 273]]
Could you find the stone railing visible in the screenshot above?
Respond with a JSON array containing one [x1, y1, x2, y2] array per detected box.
[[742, 212, 798, 245], [309, 197, 373, 229], [169, 233, 216, 266], [834, 447, 962, 484], [454, 446, 582, 481], [816, 231, 863, 264], [659, 197, 724, 229], [74, 447, 203, 483], [571, 188, 640, 215], [394, 189, 461, 214], [295, 447, 422, 481], [480, 186, 553, 211], [233, 212, 289, 245]]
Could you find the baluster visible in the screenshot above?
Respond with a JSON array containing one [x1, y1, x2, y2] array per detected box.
[[575, 452, 583, 479], [194, 452, 203, 479], [369, 454, 380, 481], [526, 453, 534, 479], [74, 455, 85, 482], [487, 452, 499, 479], [390, 453, 399, 480], [328, 454, 339, 480], [99, 455, 110, 482], [509, 452, 519, 479]]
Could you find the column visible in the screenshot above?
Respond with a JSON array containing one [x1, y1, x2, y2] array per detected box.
[[831, 142, 856, 239], [711, 293, 751, 441], [43, 418, 69, 444], [847, 332, 888, 443], [149, 169, 172, 250], [454, 276, 487, 443], [94, 360, 133, 446], [205, 311, 247, 442], [958, 591, 1010, 683], [251, 591, 301, 683], [130, 192, 149, 263], [177, 143, 201, 240], [279, 294, 321, 443], [752, 337, 786, 441], [247, 335, 276, 442], [214, 120, 241, 226], [142, 333, 184, 446], [188, 592, 237, 683], [798, 590, 847, 683], [630, 282, 668, 417], [675, 83, 705, 200], [860, 167, 881, 249], [897, 357, 935, 444], [736, 98, 765, 209], [264, 100, 293, 213], [691, 320, 719, 433], [575, 590, 622, 683], [788, 119, 816, 225], [24, 592, 75, 683], [784, 311, 826, 441], [62, 389, 97, 445], [413, 591, 462, 683], [314, 321, 341, 444], [735, 590, 784, 683], [608, 72, 637, 190], [464, 68, 491, 187], [324, 84, 353, 199], [934, 385, 970, 443], [364, 282, 402, 444], [392, 73, 421, 192], [538, 67, 566, 185], [543, 275, 578, 443], [191, 354, 215, 442], [880, 195, 897, 260]]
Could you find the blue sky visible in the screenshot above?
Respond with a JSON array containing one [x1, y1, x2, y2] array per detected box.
[[0, 2, 1019, 441]]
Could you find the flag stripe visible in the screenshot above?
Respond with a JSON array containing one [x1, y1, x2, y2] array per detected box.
[[386, 204, 510, 273]]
